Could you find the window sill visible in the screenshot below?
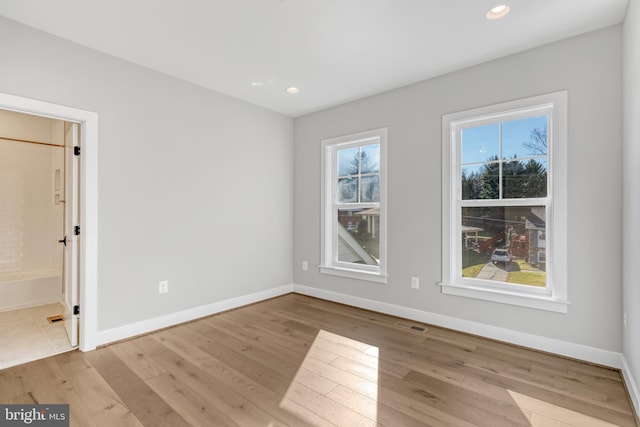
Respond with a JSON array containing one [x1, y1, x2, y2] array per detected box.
[[320, 265, 387, 284], [439, 282, 568, 313]]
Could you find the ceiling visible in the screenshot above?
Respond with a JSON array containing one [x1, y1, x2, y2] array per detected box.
[[0, 0, 629, 117]]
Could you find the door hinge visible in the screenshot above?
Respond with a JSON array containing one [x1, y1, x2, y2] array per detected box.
[[74, 146, 81, 156], [74, 225, 80, 236], [73, 305, 80, 315]]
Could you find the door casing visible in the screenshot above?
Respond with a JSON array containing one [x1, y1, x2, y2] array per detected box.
[[0, 92, 98, 351], [63, 122, 79, 347]]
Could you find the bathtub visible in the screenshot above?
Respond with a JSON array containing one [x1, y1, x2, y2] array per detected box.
[[0, 268, 62, 312]]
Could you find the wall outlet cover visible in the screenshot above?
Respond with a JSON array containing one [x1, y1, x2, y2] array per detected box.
[[158, 280, 169, 294]]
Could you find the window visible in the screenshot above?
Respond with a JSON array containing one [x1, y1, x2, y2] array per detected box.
[[441, 92, 568, 312], [538, 251, 546, 263], [321, 128, 387, 283]]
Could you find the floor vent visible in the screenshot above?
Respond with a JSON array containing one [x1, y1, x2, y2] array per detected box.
[[47, 314, 64, 324], [395, 321, 427, 333]]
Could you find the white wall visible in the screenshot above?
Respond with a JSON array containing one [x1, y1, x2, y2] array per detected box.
[[294, 27, 623, 353], [0, 110, 64, 311], [623, 0, 640, 413], [0, 141, 57, 272], [0, 16, 294, 331], [0, 110, 63, 275]]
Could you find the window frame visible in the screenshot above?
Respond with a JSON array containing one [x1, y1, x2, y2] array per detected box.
[[441, 92, 568, 313], [320, 128, 388, 283]]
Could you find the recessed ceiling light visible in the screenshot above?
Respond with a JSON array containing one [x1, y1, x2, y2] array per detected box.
[[286, 87, 300, 94], [486, 4, 510, 20], [250, 82, 263, 86]]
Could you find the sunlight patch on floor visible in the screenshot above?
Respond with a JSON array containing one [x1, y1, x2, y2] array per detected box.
[[508, 390, 619, 427], [280, 330, 379, 426]]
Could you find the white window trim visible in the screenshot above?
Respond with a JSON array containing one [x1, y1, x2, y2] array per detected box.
[[320, 128, 388, 284], [440, 92, 568, 313]]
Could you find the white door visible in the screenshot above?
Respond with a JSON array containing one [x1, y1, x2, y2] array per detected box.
[[63, 123, 79, 347]]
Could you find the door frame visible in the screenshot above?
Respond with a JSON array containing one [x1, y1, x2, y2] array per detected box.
[[0, 92, 98, 351]]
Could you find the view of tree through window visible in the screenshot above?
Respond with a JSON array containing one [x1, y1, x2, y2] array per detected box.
[[336, 143, 380, 264], [459, 116, 548, 287]]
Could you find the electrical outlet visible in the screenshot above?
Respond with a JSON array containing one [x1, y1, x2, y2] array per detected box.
[[623, 310, 627, 329], [411, 277, 420, 289], [302, 261, 308, 271], [158, 280, 169, 294]]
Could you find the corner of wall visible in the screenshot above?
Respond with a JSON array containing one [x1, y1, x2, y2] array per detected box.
[[622, 355, 640, 421], [622, 0, 640, 421]]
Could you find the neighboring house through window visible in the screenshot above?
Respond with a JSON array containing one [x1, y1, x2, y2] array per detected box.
[[321, 128, 387, 283], [441, 92, 568, 312]]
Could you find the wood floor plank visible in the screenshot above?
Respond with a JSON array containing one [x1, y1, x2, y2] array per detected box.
[[158, 325, 294, 395], [370, 386, 478, 427], [329, 355, 398, 383], [284, 380, 378, 426], [402, 368, 533, 426], [0, 366, 27, 402], [108, 340, 168, 380], [9, 392, 37, 404], [326, 384, 431, 427], [56, 355, 144, 426], [150, 349, 290, 427], [187, 319, 303, 377], [295, 353, 379, 399], [16, 357, 95, 427], [0, 293, 636, 427], [378, 369, 530, 427], [85, 347, 190, 427], [203, 311, 318, 362], [278, 397, 338, 427], [512, 390, 623, 426], [266, 301, 468, 385], [458, 362, 636, 426], [530, 363, 629, 395], [152, 328, 329, 426], [206, 311, 323, 361], [146, 373, 240, 427], [130, 333, 169, 356]]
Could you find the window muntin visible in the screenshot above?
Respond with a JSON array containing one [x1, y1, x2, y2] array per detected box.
[[538, 251, 546, 262], [441, 91, 568, 312], [458, 113, 549, 290], [321, 129, 387, 283], [460, 115, 548, 201], [335, 143, 381, 264], [337, 143, 380, 204]]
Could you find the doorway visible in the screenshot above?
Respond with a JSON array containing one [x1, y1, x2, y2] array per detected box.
[[0, 92, 98, 360], [0, 109, 78, 368]]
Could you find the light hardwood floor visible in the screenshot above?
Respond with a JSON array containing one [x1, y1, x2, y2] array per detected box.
[[0, 293, 637, 426]]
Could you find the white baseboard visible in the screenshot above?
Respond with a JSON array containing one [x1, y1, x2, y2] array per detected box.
[[622, 355, 640, 419], [95, 284, 294, 346], [292, 284, 623, 368]]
